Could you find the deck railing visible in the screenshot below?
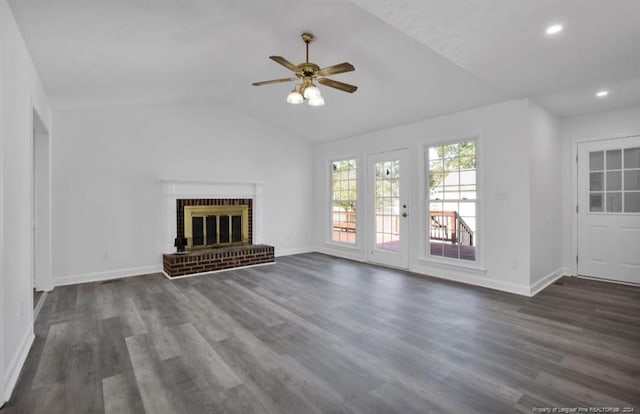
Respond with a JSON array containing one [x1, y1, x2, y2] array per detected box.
[[333, 211, 357, 233], [430, 211, 473, 246], [333, 210, 472, 246]]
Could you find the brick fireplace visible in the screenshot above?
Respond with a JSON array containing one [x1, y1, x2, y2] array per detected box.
[[177, 198, 253, 250], [162, 181, 274, 278]]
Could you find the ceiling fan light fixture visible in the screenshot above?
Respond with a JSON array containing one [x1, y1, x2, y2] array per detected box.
[[252, 33, 358, 107], [308, 95, 325, 107], [286, 90, 304, 104], [545, 24, 563, 35], [303, 85, 321, 99]]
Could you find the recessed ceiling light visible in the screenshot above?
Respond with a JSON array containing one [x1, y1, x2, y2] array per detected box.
[[596, 90, 609, 98], [545, 24, 563, 35]]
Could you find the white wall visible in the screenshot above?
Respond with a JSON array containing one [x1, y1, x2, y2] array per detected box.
[[560, 105, 640, 273], [528, 102, 563, 291], [313, 99, 536, 294], [1, 0, 52, 404], [52, 102, 313, 285]]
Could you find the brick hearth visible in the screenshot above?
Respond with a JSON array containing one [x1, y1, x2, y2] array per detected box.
[[162, 244, 274, 278]]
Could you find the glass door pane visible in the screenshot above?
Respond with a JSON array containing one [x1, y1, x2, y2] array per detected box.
[[374, 160, 400, 252]]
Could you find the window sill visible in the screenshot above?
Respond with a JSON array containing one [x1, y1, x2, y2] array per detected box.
[[416, 256, 487, 275]]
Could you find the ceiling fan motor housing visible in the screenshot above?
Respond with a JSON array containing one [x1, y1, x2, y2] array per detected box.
[[298, 63, 320, 78]]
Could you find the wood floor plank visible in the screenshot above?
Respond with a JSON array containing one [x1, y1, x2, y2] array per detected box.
[[102, 372, 145, 414], [31, 322, 70, 388], [124, 334, 180, 414], [168, 323, 242, 390], [3, 253, 639, 413]]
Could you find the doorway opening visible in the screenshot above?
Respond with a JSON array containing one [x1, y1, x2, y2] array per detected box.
[[32, 109, 52, 317]]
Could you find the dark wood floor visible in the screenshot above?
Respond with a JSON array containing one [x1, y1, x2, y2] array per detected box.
[[2, 253, 639, 413]]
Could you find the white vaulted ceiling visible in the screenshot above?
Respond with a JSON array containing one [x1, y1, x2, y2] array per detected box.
[[8, 0, 640, 141], [350, 0, 640, 118]]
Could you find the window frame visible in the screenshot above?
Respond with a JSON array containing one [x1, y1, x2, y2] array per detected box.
[[422, 137, 483, 267], [587, 147, 640, 214], [328, 157, 360, 247]]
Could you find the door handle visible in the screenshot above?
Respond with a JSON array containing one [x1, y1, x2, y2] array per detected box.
[[402, 212, 408, 218]]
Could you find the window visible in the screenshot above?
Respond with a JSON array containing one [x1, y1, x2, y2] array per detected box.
[[589, 147, 640, 213], [331, 159, 357, 244], [427, 141, 477, 261]]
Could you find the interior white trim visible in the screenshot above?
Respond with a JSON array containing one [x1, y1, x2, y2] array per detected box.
[[33, 291, 47, 321], [315, 247, 367, 263], [416, 256, 487, 275], [529, 267, 565, 296], [162, 179, 263, 254], [577, 274, 640, 287], [276, 247, 314, 257], [55, 264, 162, 287], [2, 328, 34, 405], [410, 261, 530, 295]]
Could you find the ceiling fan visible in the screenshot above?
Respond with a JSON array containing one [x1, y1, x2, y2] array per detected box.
[[252, 33, 357, 106]]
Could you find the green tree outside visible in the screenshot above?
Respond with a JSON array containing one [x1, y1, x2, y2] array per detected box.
[[429, 141, 476, 188], [332, 160, 357, 212]]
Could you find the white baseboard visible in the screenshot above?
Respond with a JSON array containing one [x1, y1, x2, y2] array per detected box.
[[33, 291, 48, 321], [3, 327, 34, 404], [275, 247, 314, 257], [317, 248, 531, 296], [411, 261, 531, 296], [54, 264, 162, 287], [529, 267, 566, 296], [315, 246, 366, 263]]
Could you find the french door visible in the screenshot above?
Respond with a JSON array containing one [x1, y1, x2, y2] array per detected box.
[[577, 136, 640, 284], [367, 149, 409, 268]]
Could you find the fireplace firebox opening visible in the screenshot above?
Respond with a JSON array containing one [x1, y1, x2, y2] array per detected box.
[[175, 198, 253, 253], [184, 205, 249, 249]]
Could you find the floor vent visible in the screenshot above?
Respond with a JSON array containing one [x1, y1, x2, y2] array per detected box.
[[101, 279, 123, 285]]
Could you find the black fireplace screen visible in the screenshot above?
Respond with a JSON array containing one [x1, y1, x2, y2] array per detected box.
[[191, 214, 243, 247]]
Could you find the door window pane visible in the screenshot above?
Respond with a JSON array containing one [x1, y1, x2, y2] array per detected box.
[[606, 150, 622, 170], [624, 170, 640, 191], [375, 160, 400, 252], [590, 193, 603, 212], [624, 147, 640, 168], [590, 172, 603, 191], [590, 151, 604, 171], [624, 193, 640, 213], [606, 193, 622, 212], [589, 146, 640, 214], [606, 171, 621, 191]]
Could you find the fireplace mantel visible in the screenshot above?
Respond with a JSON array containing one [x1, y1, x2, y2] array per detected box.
[[162, 179, 263, 253]]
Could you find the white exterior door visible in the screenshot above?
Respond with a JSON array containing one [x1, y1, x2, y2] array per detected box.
[[367, 149, 409, 269], [577, 136, 640, 284]]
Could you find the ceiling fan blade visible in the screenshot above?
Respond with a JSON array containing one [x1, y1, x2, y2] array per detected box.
[[269, 56, 299, 73], [317, 62, 355, 77], [252, 77, 297, 86], [318, 77, 358, 93]]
